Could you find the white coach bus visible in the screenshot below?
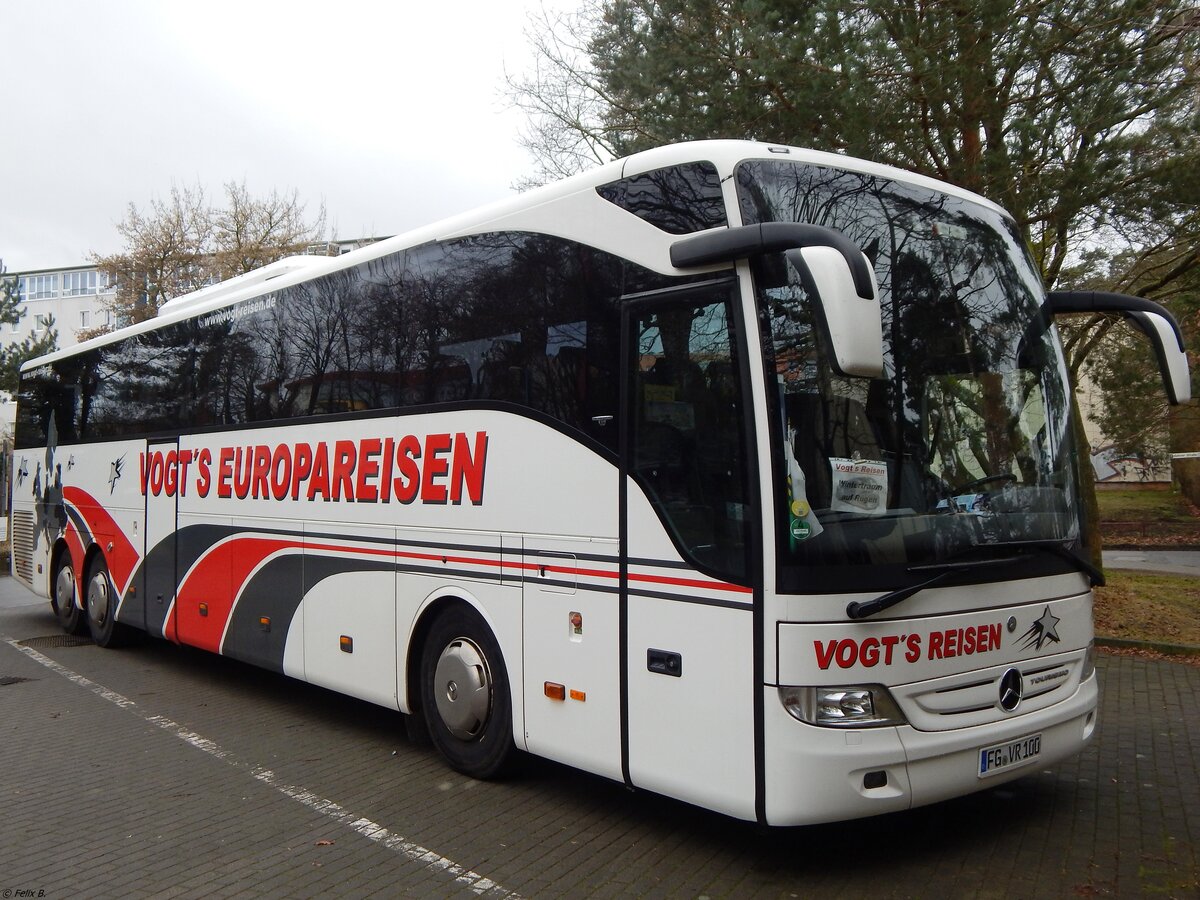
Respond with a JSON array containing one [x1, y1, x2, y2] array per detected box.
[[11, 141, 1189, 825]]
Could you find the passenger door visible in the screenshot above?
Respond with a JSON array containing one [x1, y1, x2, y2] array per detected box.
[[622, 283, 760, 821], [142, 439, 180, 639]]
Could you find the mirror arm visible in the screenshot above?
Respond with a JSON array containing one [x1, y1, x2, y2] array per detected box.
[[670, 223, 875, 300], [1046, 289, 1190, 405], [1045, 290, 1185, 351]]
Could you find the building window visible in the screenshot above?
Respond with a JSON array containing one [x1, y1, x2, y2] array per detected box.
[[80, 310, 90, 328], [63, 270, 98, 296], [33, 314, 48, 331], [19, 274, 59, 301]]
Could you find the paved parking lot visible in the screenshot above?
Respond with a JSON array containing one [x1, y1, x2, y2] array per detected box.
[[1, 574, 1197, 898]]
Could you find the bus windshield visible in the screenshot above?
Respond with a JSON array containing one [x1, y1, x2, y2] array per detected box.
[[737, 159, 1084, 594]]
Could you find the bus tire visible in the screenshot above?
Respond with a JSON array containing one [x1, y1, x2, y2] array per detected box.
[[52, 551, 87, 636], [419, 605, 514, 779], [84, 556, 135, 648]]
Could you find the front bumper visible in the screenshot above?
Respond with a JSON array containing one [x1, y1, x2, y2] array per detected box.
[[761, 671, 1097, 826]]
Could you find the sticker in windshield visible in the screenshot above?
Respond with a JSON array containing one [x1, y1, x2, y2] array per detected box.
[[830, 458, 888, 515], [785, 426, 822, 544]]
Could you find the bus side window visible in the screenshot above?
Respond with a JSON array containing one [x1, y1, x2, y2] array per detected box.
[[630, 288, 751, 582]]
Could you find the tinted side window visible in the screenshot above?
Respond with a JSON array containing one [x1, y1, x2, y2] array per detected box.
[[597, 162, 727, 234], [15, 365, 80, 450], [191, 235, 631, 452], [383, 234, 625, 451], [17, 233, 688, 453], [84, 322, 205, 439]]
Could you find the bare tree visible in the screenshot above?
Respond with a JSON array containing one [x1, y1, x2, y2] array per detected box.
[[506, 1, 625, 188], [92, 181, 327, 327]]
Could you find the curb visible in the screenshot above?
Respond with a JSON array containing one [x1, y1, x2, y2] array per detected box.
[[1096, 635, 1200, 657], [1103, 543, 1200, 552]]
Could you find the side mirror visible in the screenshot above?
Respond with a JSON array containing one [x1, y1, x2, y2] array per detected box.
[[785, 246, 884, 378], [1046, 291, 1191, 404], [1127, 311, 1191, 405]]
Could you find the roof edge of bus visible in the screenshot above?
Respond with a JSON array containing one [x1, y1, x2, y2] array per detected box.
[[156, 255, 337, 315], [19, 254, 351, 373], [19, 140, 1009, 374]]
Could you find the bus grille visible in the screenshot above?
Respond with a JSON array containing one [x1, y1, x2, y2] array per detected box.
[[894, 653, 1082, 731], [11, 510, 35, 583]]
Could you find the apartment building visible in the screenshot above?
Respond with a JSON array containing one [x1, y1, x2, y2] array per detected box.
[[5, 263, 115, 351]]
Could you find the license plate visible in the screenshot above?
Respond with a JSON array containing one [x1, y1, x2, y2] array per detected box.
[[978, 733, 1042, 778]]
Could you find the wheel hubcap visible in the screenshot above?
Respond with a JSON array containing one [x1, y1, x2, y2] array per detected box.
[[55, 567, 75, 615], [433, 637, 492, 740], [87, 572, 110, 626]]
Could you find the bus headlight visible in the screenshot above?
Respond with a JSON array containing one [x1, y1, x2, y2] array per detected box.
[[778, 685, 907, 727]]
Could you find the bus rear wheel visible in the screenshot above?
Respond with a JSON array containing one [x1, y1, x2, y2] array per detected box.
[[52, 552, 87, 636], [419, 605, 514, 779], [84, 556, 135, 648]]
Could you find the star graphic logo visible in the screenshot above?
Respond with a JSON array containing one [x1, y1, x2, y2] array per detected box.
[[1019, 605, 1062, 651], [109, 454, 126, 495]]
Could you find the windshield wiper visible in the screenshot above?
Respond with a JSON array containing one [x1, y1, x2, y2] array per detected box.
[[994, 539, 1106, 587], [846, 556, 1020, 620], [844, 540, 1104, 621]]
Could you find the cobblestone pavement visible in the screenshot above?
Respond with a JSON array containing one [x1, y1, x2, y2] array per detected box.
[[0, 575, 1197, 899]]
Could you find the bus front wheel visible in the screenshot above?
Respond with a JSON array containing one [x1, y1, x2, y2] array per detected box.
[[419, 605, 514, 779], [52, 552, 87, 636], [84, 556, 135, 648]]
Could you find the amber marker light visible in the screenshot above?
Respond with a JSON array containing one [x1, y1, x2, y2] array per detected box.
[[340, 635, 353, 653], [544, 682, 566, 701], [569, 689, 586, 702]]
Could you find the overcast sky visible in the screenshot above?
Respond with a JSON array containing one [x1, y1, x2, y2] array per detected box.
[[0, 0, 576, 274]]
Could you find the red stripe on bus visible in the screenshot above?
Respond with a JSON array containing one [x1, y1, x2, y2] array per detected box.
[[171, 537, 297, 652], [64, 520, 87, 600], [159, 530, 751, 652], [304, 541, 751, 596], [62, 487, 141, 594]]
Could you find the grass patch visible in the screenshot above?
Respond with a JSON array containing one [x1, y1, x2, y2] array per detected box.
[[1097, 489, 1200, 546], [1097, 488, 1197, 523], [1093, 570, 1200, 647]]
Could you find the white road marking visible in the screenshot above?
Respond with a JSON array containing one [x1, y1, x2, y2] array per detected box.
[[3, 634, 519, 898]]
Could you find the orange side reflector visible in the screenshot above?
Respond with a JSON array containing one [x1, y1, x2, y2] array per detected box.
[[544, 681, 565, 701], [340, 635, 353, 653], [569, 689, 586, 702], [198, 602, 208, 617]]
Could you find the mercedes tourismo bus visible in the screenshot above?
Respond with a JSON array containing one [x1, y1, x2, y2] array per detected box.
[[11, 141, 1189, 825]]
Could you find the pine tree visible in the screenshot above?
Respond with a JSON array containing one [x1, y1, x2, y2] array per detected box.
[[0, 267, 58, 394]]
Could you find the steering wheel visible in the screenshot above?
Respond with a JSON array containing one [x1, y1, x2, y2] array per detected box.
[[953, 472, 1017, 493]]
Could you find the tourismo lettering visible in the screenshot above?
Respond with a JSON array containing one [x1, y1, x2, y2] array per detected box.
[[139, 431, 489, 505]]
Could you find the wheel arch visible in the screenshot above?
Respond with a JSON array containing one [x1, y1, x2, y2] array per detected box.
[[49, 538, 105, 602], [80, 542, 108, 585], [406, 589, 519, 778], [404, 592, 482, 716], [49, 538, 74, 603]]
